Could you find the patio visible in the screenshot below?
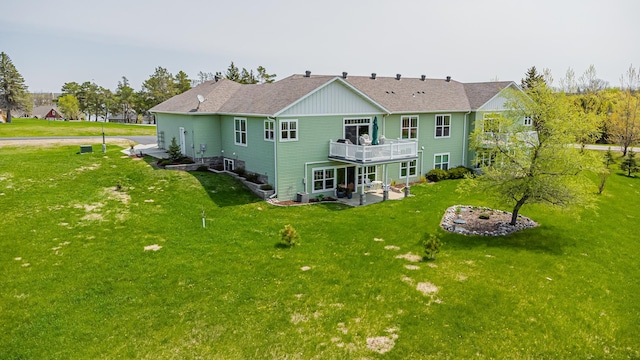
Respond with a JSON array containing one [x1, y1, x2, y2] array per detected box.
[[336, 188, 406, 206]]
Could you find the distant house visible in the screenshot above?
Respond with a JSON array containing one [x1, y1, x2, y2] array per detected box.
[[151, 72, 525, 202], [108, 109, 137, 123], [32, 106, 63, 120]]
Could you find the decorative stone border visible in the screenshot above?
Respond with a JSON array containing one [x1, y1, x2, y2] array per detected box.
[[440, 205, 539, 236]]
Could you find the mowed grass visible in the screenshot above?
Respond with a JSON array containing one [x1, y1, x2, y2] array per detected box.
[[1, 146, 638, 359], [0, 118, 156, 137]]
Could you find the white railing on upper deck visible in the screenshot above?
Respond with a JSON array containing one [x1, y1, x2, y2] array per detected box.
[[329, 139, 418, 163]]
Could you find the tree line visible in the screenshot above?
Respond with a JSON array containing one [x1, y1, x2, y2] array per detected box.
[[0, 55, 275, 124]]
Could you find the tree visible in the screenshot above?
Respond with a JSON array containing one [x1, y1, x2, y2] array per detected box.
[[620, 150, 639, 177], [115, 77, 135, 123], [57, 94, 81, 120], [608, 65, 640, 156], [167, 137, 182, 162], [521, 66, 545, 90], [0, 52, 30, 123], [240, 68, 257, 84], [578, 65, 608, 93], [174, 71, 191, 94], [257, 66, 276, 84], [140, 67, 176, 108], [466, 74, 601, 225], [224, 62, 240, 82]]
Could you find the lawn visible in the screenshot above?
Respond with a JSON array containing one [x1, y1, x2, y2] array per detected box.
[[0, 118, 156, 137], [0, 145, 638, 359]]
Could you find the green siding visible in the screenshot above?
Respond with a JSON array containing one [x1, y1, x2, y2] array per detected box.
[[156, 113, 221, 159], [275, 115, 347, 200]]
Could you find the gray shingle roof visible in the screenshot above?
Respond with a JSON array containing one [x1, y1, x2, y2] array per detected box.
[[463, 81, 514, 109], [150, 74, 513, 115]]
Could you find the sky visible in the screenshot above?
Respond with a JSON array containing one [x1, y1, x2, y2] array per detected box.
[[2, 0, 639, 93]]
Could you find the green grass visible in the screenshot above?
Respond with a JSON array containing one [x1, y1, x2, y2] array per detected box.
[[1, 146, 638, 359], [0, 118, 156, 137]]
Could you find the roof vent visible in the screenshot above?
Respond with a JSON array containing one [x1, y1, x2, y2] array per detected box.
[[396, 74, 401, 80], [371, 73, 377, 80], [342, 72, 348, 79], [446, 76, 451, 82], [304, 70, 311, 77], [421, 75, 426, 81]]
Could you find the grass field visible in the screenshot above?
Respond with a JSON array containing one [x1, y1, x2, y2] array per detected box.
[[1, 145, 638, 359], [0, 118, 156, 137]]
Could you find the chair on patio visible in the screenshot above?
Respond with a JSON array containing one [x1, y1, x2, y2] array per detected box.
[[359, 134, 372, 146]]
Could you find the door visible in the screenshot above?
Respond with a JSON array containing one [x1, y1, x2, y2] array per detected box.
[[179, 127, 186, 155]]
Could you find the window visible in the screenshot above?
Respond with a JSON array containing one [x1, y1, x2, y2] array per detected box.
[[400, 160, 417, 178], [358, 165, 377, 183], [280, 119, 298, 141], [401, 115, 418, 139], [524, 116, 532, 126], [474, 151, 495, 168], [264, 119, 274, 141], [313, 168, 335, 192], [344, 117, 371, 145], [435, 115, 451, 138], [434, 153, 449, 170], [224, 158, 235, 171], [483, 113, 501, 135], [234, 118, 247, 146]]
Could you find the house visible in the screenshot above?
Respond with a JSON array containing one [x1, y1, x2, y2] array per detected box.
[[108, 109, 138, 123], [31, 106, 63, 120], [150, 72, 526, 202]]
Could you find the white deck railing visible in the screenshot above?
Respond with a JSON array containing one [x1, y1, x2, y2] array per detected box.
[[329, 139, 418, 163]]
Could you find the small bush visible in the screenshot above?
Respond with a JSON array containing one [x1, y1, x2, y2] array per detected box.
[[233, 167, 247, 177], [422, 234, 442, 260], [479, 213, 491, 220], [447, 166, 473, 179], [179, 157, 195, 164], [167, 137, 182, 162], [244, 172, 261, 184], [260, 184, 273, 190], [196, 165, 208, 172], [280, 224, 299, 247], [426, 168, 448, 182]]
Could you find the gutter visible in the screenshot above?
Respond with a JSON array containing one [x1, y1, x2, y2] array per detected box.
[[462, 110, 471, 166], [268, 116, 278, 199]]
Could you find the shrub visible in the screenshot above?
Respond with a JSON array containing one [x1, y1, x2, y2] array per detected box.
[[422, 234, 442, 260], [196, 165, 208, 172], [620, 150, 639, 177], [426, 168, 448, 182], [179, 157, 195, 164], [479, 213, 491, 220], [447, 166, 473, 179], [167, 137, 182, 162], [233, 167, 247, 177], [260, 184, 273, 191], [244, 172, 261, 184], [280, 224, 299, 247]]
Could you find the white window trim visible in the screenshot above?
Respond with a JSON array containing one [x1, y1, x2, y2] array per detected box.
[[311, 167, 336, 193], [434, 114, 451, 139], [280, 119, 299, 142], [264, 119, 275, 141], [401, 115, 419, 139], [358, 165, 378, 183], [434, 152, 450, 170], [524, 116, 532, 126], [234, 117, 247, 147], [399, 160, 417, 178]]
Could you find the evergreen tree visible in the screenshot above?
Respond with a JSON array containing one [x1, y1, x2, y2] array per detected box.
[[521, 66, 545, 90], [620, 149, 639, 177], [257, 66, 276, 84], [224, 62, 240, 82], [167, 137, 182, 162], [0, 52, 29, 123], [174, 71, 192, 94]]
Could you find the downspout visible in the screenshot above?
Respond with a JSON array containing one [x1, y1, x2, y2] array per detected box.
[[268, 116, 278, 199], [462, 111, 471, 166]]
